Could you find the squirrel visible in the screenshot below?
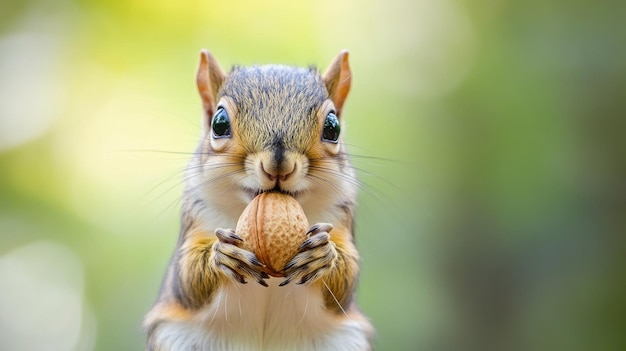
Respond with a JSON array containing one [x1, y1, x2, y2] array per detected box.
[[143, 49, 375, 351]]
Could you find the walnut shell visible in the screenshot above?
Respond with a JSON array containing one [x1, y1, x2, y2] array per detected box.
[[235, 192, 309, 277]]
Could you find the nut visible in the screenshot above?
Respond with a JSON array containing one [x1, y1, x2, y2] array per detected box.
[[235, 192, 309, 277]]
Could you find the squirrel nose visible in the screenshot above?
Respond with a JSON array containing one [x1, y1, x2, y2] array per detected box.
[[261, 160, 296, 182]]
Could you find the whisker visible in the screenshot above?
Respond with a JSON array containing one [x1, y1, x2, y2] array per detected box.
[[296, 291, 309, 327], [209, 293, 221, 326], [224, 290, 230, 325], [159, 168, 247, 216], [306, 173, 353, 204], [308, 158, 404, 218], [114, 149, 197, 156], [322, 279, 350, 320], [308, 163, 379, 197]]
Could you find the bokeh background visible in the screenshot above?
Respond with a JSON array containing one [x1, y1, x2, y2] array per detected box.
[[1, 0, 624, 350]]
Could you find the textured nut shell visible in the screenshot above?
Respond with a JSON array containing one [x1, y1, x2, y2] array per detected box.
[[235, 192, 309, 277]]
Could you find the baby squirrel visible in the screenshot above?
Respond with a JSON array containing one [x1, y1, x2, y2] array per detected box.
[[144, 50, 375, 351]]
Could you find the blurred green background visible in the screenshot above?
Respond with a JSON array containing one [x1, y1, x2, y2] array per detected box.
[[1, 0, 624, 350]]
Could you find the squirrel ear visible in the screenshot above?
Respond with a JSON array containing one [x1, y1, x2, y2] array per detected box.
[[196, 49, 226, 117], [322, 50, 351, 116]]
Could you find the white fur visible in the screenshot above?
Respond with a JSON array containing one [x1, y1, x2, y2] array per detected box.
[[167, 122, 367, 350], [152, 279, 371, 351]]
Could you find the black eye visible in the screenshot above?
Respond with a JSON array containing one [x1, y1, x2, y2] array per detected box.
[[322, 112, 340, 143], [212, 107, 231, 138]]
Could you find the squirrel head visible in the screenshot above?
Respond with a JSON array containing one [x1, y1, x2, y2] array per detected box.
[[192, 50, 355, 221]]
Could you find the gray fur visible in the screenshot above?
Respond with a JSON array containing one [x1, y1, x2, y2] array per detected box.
[[220, 65, 328, 154]]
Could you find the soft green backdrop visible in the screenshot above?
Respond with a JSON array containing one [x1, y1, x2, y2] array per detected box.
[[1, 0, 624, 350]]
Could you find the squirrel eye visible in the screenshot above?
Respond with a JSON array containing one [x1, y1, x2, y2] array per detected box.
[[322, 112, 340, 143], [211, 107, 231, 138]]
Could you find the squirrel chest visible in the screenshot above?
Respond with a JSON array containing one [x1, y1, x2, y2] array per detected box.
[[143, 50, 374, 351]]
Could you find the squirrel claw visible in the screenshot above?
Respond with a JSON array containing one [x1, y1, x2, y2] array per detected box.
[[217, 263, 247, 284], [215, 228, 243, 245], [296, 269, 322, 285], [298, 232, 330, 252], [306, 223, 333, 236], [257, 277, 269, 287], [250, 256, 266, 268], [212, 231, 269, 287], [279, 222, 337, 286]]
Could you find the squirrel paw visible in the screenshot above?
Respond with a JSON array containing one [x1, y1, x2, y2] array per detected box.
[[212, 228, 270, 287], [279, 223, 337, 286]]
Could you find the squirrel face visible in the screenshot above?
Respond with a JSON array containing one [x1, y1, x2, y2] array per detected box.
[[191, 51, 353, 222]]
